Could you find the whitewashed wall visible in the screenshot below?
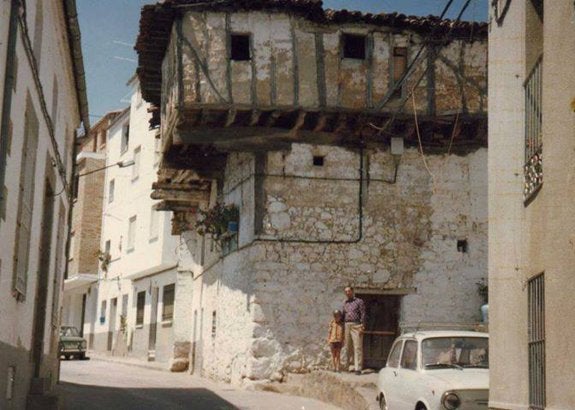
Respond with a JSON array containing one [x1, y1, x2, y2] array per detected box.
[[181, 144, 488, 383], [88, 85, 180, 364]]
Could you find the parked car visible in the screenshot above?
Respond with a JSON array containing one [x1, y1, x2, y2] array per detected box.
[[377, 330, 489, 410], [59, 326, 87, 360]]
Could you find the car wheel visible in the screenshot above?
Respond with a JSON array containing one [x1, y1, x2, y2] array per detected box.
[[78, 352, 86, 360], [379, 394, 388, 410], [64, 355, 70, 360]]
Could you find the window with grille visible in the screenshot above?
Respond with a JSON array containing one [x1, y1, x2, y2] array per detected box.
[[528, 273, 545, 409], [162, 284, 175, 321], [524, 57, 543, 202], [136, 291, 146, 326]]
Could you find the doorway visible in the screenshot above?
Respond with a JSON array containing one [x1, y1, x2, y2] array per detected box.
[[148, 287, 159, 359], [31, 178, 55, 377], [107, 298, 117, 351], [358, 294, 402, 369]]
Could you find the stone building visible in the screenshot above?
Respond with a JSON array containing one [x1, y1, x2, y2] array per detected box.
[[136, 0, 488, 382], [62, 111, 120, 343], [488, 1, 575, 409], [85, 78, 181, 367], [0, 0, 89, 408]]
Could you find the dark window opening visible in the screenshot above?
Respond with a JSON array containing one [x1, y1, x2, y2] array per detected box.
[[313, 156, 325, 166], [136, 291, 145, 326], [231, 34, 251, 61], [211, 311, 217, 338], [72, 174, 79, 200], [342, 34, 366, 60], [529, 0, 543, 20], [392, 47, 408, 98], [162, 284, 175, 321], [457, 239, 468, 253]]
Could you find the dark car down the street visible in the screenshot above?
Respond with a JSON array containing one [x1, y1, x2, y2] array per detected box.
[[59, 326, 87, 360]]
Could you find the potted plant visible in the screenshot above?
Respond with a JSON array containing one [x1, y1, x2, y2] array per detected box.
[[195, 202, 239, 248]]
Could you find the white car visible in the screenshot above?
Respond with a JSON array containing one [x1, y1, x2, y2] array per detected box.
[[377, 330, 489, 410]]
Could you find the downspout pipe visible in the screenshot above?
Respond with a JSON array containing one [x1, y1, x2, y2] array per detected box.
[[63, 0, 90, 134], [0, 0, 19, 212]]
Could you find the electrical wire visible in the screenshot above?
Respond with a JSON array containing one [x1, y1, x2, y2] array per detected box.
[[375, 0, 475, 138]]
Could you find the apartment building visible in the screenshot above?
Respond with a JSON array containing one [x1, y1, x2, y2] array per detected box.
[[62, 111, 120, 341], [489, 1, 575, 409], [0, 0, 89, 407], [85, 79, 180, 366]]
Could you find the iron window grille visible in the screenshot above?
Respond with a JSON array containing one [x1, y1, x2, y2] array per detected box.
[[524, 56, 543, 202], [528, 273, 545, 409]]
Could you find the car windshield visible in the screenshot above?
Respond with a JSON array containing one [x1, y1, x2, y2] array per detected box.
[[422, 337, 488, 369], [60, 327, 80, 337]]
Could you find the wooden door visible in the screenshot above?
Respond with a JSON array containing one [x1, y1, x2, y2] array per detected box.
[[359, 294, 401, 369]]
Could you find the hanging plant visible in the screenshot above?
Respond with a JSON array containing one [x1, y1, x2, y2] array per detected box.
[[98, 250, 111, 273], [195, 202, 239, 244]]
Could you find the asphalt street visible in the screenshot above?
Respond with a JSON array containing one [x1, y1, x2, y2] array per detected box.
[[57, 359, 340, 410]]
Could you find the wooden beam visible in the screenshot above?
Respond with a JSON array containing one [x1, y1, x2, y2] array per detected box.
[[151, 188, 210, 203]]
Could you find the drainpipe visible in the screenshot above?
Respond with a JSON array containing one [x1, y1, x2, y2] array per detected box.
[[0, 0, 19, 214]]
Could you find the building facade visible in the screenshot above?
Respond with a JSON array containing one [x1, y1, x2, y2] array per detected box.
[[0, 0, 89, 408], [85, 81, 181, 367], [62, 111, 120, 341], [488, 1, 575, 409], [136, 0, 488, 382]]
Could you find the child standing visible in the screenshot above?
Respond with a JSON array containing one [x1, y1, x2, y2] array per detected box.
[[327, 310, 344, 372]]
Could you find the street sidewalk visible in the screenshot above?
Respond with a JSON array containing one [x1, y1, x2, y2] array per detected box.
[[82, 350, 168, 372], [83, 351, 378, 409]]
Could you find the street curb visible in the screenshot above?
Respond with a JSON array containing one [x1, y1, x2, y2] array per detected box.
[[84, 352, 170, 373]]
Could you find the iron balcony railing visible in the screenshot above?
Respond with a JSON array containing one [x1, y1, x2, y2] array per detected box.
[[524, 56, 543, 201]]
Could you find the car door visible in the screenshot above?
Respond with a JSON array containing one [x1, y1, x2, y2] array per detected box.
[[380, 339, 403, 409], [396, 339, 422, 409]]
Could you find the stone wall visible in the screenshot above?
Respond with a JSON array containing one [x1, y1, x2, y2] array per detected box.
[[183, 143, 487, 382]]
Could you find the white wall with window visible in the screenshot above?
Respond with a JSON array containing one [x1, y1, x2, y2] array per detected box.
[[91, 79, 179, 364]]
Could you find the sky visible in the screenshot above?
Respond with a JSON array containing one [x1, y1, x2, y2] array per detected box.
[[77, 0, 488, 123]]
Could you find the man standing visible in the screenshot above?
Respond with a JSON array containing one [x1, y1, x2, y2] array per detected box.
[[342, 286, 366, 375]]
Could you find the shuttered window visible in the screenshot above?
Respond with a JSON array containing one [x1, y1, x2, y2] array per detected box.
[[13, 95, 39, 298]]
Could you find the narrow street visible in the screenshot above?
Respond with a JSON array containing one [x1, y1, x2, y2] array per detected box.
[[57, 359, 340, 410]]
